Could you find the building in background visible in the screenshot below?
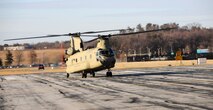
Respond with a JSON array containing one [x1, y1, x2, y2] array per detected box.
[[4, 46, 25, 51]]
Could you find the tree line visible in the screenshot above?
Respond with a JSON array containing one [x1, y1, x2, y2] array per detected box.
[[110, 23, 213, 58]]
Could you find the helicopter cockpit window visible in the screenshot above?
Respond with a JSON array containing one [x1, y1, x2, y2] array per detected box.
[[98, 49, 114, 57]]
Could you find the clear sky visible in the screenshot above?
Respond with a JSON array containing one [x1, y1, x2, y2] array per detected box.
[[0, 0, 213, 45]]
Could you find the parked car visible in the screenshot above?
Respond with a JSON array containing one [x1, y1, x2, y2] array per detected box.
[[38, 64, 45, 70]]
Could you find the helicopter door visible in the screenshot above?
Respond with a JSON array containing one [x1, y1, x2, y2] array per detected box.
[[96, 51, 100, 61]]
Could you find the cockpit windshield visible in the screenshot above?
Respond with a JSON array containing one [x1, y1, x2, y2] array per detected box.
[[98, 49, 114, 57]]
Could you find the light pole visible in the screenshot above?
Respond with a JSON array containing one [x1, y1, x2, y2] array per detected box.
[[158, 48, 160, 60], [147, 47, 151, 60]]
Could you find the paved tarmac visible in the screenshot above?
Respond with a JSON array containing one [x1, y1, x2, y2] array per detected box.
[[0, 65, 213, 110]]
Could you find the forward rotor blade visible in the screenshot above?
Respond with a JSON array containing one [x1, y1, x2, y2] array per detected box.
[[4, 34, 70, 41], [80, 29, 127, 34], [111, 27, 177, 37]]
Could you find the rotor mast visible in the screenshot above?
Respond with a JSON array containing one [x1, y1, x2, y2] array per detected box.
[[96, 36, 111, 49]]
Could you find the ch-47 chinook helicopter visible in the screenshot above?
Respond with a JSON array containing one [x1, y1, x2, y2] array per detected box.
[[4, 27, 176, 78]]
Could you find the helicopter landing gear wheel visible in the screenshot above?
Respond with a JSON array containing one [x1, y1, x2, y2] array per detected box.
[[90, 71, 95, 77], [106, 69, 112, 77], [82, 72, 87, 78], [66, 73, 70, 78]]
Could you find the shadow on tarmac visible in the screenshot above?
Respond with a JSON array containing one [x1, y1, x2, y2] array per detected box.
[[106, 71, 194, 78]]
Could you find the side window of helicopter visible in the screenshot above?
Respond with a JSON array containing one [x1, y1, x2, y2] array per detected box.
[[72, 59, 75, 64], [65, 50, 68, 55], [85, 56, 87, 60], [90, 54, 92, 59]]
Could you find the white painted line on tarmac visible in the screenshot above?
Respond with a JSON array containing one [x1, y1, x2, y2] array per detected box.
[[3, 76, 18, 80], [124, 71, 146, 73], [124, 70, 175, 74]]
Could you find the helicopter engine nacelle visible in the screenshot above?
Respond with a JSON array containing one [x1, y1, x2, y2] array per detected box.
[[65, 47, 74, 55]]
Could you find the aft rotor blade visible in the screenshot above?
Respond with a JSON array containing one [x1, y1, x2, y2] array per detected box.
[[4, 34, 70, 41], [111, 27, 177, 36], [4, 29, 127, 41], [80, 34, 99, 37], [83, 38, 99, 43]]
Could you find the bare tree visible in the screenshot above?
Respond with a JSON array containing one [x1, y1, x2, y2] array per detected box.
[[146, 23, 152, 31], [127, 27, 135, 33], [15, 50, 24, 66], [187, 22, 202, 30], [136, 24, 144, 32], [29, 50, 37, 64]]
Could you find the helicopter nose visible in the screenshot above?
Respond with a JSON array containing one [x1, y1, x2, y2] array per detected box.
[[101, 57, 116, 68]]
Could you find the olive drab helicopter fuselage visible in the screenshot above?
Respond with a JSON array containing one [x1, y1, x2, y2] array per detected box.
[[64, 35, 116, 78], [4, 27, 176, 78]]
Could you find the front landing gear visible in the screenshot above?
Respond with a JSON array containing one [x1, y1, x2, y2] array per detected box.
[[90, 71, 95, 77], [106, 69, 112, 77]]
